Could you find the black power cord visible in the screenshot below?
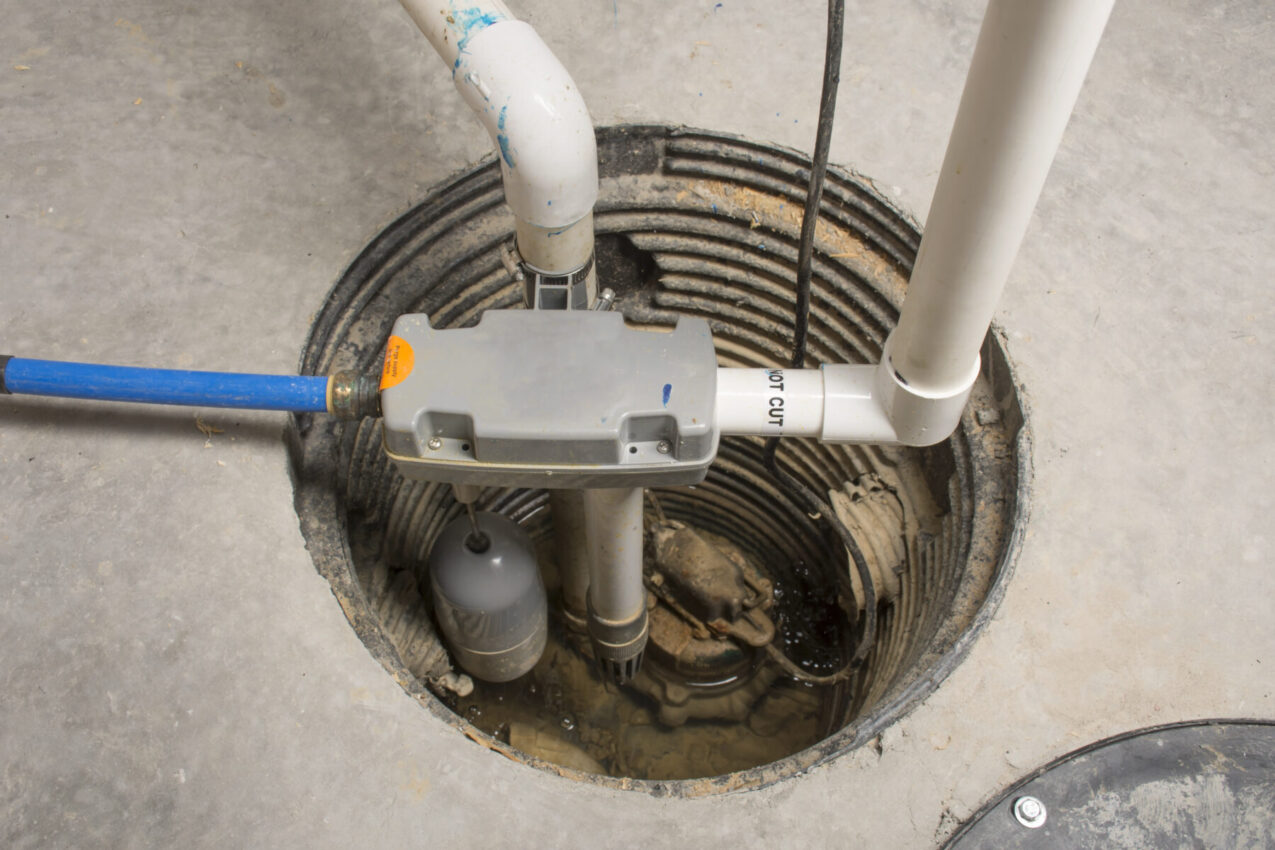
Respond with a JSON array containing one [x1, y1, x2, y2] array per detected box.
[[787, 0, 843, 372], [763, 0, 878, 680]]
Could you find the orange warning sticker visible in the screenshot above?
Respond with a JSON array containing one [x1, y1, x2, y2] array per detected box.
[[380, 335, 415, 390]]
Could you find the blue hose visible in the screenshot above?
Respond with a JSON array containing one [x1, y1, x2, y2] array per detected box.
[[0, 356, 329, 412]]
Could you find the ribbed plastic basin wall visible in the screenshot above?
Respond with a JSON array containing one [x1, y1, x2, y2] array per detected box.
[[289, 125, 1029, 795]]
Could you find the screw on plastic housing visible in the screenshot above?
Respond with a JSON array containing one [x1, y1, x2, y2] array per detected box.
[[1012, 795, 1047, 829], [656, 440, 672, 454], [427, 437, 443, 451]]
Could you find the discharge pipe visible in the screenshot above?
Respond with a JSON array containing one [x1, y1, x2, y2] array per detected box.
[[396, 0, 598, 297], [582, 487, 648, 684], [718, 0, 1114, 446]]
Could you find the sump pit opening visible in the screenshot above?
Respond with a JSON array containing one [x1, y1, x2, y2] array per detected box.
[[289, 125, 1028, 793]]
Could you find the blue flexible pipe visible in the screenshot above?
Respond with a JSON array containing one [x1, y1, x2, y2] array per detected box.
[[0, 356, 329, 412]]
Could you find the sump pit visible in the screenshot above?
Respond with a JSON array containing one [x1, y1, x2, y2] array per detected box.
[[289, 125, 1028, 792]]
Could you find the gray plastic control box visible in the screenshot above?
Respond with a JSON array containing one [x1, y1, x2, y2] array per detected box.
[[380, 310, 719, 488]]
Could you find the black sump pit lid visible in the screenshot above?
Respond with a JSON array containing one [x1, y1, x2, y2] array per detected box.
[[946, 719, 1275, 848]]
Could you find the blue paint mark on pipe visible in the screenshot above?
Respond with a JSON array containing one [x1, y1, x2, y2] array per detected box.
[[497, 134, 515, 168], [662, 383, 672, 407], [446, 4, 507, 77], [497, 104, 507, 130], [450, 5, 506, 52]]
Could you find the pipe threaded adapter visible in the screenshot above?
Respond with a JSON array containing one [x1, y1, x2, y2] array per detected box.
[[328, 371, 381, 420]]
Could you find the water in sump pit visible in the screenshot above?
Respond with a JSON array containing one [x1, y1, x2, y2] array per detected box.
[[441, 531, 848, 781], [445, 615, 834, 780]]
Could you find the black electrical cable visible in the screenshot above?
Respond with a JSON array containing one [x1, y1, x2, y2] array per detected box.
[[788, 0, 843, 371], [763, 0, 878, 680]]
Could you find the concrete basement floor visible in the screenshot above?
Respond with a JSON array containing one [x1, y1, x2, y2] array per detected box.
[[2, 0, 1272, 846]]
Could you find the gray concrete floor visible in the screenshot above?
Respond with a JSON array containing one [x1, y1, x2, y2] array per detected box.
[[1, 0, 1272, 846]]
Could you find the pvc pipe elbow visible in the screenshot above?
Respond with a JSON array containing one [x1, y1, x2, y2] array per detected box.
[[819, 353, 975, 447], [870, 347, 979, 447], [453, 20, 598, 230]]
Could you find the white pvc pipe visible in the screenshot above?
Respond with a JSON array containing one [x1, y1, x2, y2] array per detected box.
[[397, 0, 513, 68], [516, 213, 599, 301], [884, 0, 1114, 398], [582, 488, 645, 623], [397, 1, 598, 274], [716, 368, 824, 437], [715, 365, 898, 444], [716, 0, 1113, 447], [549, 489, 590, 621]]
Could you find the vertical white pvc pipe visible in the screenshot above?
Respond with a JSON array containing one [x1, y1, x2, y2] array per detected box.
[[887, 0, 1114, 395], [549, 489, 591, 622], [582, 488, 645, 623]]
